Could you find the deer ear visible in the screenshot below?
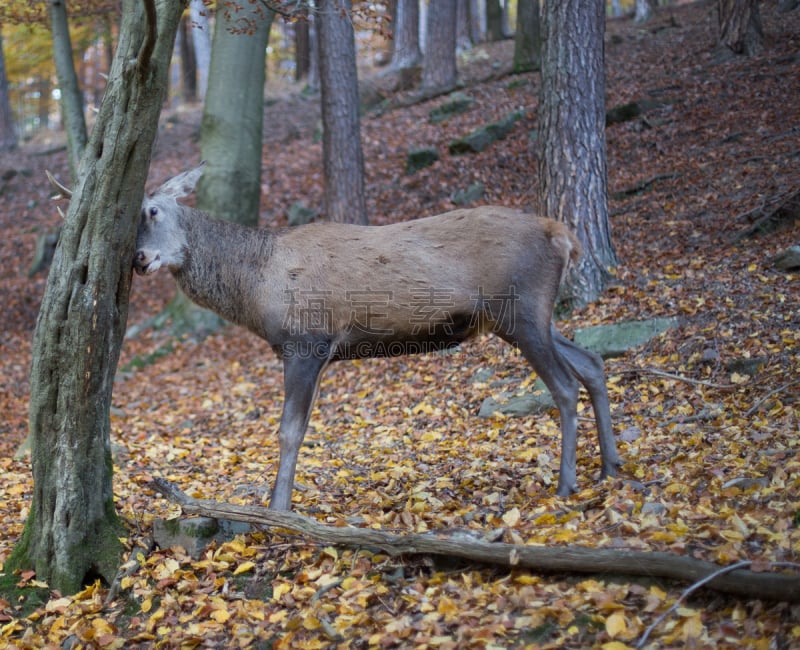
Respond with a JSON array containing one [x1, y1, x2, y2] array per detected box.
[[156, 162, 206, 199]]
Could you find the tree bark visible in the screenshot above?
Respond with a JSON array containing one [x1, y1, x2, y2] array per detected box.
[[486, 0, 504, 41], [538, 0, 617, 311], [295, 6, 310, 82], [7, 0, 186, 596], [189, 0, 211, 99], [48, 0, 87, 180], [318, 0, 367, 224], [151, 478, 800, 603], [513, 0, 540, 73], [390, 0, 422, 70], [421, 0, 457, 95], [197, 3, 273, 227], [718, 0, 764, 56], [0, 27, 17, 152], [634, 0, 655, 23], [178, 14, 197, 103]]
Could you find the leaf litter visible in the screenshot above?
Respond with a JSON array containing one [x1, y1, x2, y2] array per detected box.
[[0, 3, 799, 648]]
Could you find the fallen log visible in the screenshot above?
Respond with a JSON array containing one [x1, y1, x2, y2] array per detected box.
[[150, 478, 800, 602]]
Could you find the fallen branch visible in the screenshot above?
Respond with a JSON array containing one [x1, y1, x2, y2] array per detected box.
[[150, 478, 800, 602]]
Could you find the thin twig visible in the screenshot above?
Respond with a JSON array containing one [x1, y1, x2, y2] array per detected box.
[[745, 380, 800, 417], [621, 366, 735, 389], [636, 560, 800, 648]]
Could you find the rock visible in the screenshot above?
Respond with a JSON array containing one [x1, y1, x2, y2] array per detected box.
[[287, 202, 318, 227], [448, 109, 525, 155], [29, 227, 61, 276], [429, 91, 475, 123], [573, 317, 680, 359], [479, 378, 555, 418], [726, 356, 768, 376], [153, 516, 251, 559], [452, 182, 485, 206], [641, 501, 667, 516], [478, 318, 679, 418], [771, 245, 800, 270], [406, 147, 440, 174]]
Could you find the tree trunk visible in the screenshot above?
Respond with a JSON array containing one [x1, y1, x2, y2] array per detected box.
[[48, 0, 87, 181], [513, 0, 540, 73], [538, 0, 617, 311], [456, 0, 473, 53], [318, 0, 367, 224], [0, 27, 18, 152], [178, 14, 197, 103], [718, 0, 764, 56], [421, 0, 457, 95], [197, 4, 272, 227], [634, 0, 655, 23], [7, 0, 185, 595], [390, 0, 422, 70], [189, 0, 211, 99], [486, 0, 504, 41], [295, 7, 310, 82]]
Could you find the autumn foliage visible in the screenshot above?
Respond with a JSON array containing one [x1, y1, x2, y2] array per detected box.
[[0, 3, 799, 647]]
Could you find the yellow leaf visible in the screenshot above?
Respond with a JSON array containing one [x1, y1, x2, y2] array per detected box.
[[502, 507, 521, 527], [272, 582, 292, 601], [141, 599, 153, 613], [322, 546, 338, 561], [211, 608, 231, 624], [730, 372, 749, 385], [605, 611, 628, 638], [233, 561, 255, 576], [602, 643, 634, 650]]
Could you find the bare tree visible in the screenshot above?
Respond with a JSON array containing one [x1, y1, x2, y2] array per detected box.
[[317, 0, 367, 224], [7, 0, 185, 594], [718, 0, 763, 56], [421, 0, 457, 95], [513, 0, 540, 73], [390, 0, 422, 69], [48, 0, 87, 179], [538, 0, 617, 310], [0, 25, 16, 151]]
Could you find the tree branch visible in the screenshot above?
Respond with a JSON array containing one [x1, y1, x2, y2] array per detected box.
[[150, 478, 800, 602], [137, 0, 157, 78]]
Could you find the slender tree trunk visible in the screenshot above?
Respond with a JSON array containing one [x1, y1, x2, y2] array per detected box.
[[391, 0, 422, 69], [538, 0, 617, 311], [318, 0, 367, 224], [634, 0, 655, 23], [513, 0, 540, 73], [178, 14, 197, 103], [189, 0, 211, 99], [7, 0, 185, 595], [295, 7, 310, 82], [486, 0, 504, 41], [718, 0, 764, 56], [421, 0, 457, 95], [48, 0, 87, 181], [0, 26, 15, 151], [197, 4, 273, 226], [456, 0, 473, 53]]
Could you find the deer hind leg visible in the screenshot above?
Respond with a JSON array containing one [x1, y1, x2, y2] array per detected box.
[[551, 325, 621, 479], [500, 320, 582, 496]]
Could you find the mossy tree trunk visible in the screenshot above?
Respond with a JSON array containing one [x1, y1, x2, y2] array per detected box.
[[7, 0, 185, 596], [538, 0, 617, 312]]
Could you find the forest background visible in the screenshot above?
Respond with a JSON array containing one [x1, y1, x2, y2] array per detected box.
[[0, 0, 798, 648]]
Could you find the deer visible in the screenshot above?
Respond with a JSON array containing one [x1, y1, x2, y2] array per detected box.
[[129, 164, 621, 511]]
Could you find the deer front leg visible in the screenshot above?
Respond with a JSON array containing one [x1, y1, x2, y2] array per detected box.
[[269, 352, 329, 511]]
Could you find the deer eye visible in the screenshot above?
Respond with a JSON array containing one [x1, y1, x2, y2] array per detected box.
[[149, 207, 158, 217]]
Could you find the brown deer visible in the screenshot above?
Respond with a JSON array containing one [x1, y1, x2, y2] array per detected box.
[[132, 165, 621, 511]]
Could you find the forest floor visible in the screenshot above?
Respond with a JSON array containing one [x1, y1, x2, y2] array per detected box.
[[1, 1, 799, 648]]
